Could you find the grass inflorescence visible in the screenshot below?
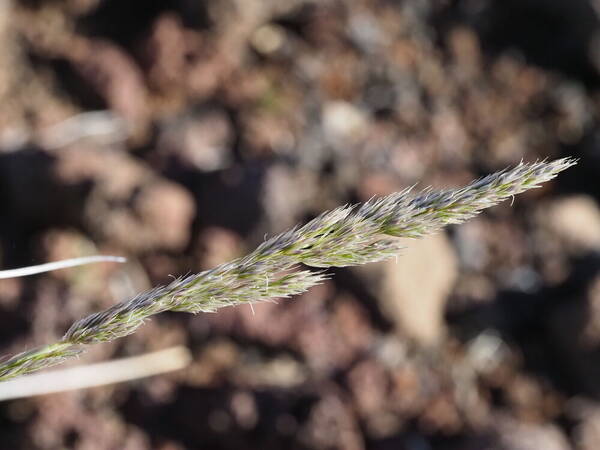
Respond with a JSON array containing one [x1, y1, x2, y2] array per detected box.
[[0, 158, 577, 381]]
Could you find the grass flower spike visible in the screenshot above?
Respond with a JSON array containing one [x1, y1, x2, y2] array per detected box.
[[0, 158, 577, 381]]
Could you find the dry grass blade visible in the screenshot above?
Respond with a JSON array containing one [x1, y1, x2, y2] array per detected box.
[[0, 346, 191, 400], [0, 255, 126, 279]]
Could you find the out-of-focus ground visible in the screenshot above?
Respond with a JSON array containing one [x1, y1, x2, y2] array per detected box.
[[0, 0, 600, 448]]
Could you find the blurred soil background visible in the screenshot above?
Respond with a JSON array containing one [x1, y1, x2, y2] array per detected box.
[[1, 0, 600, 448]]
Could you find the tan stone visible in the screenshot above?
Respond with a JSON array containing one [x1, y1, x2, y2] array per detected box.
[[544, 195, 600, 251], [380, 233, 458, 345]]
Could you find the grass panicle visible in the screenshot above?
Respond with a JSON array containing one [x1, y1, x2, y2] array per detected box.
[[0, 158, 577, 381]]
